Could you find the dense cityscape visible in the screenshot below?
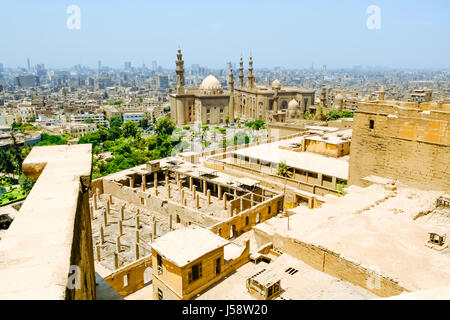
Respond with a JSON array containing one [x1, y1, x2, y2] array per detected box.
[[0, 0, 449, 310]]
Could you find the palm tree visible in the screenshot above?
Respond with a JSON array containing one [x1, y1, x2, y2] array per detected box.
[[277, 161, 293, 178]]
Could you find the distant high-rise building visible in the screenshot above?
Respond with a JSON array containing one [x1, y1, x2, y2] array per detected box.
[[152, 60, 157, 71], [98, 60, 102, 72], [27, 58, 31, 71], [36, 64, 46, 77], [16, 75, 39, 87], [0, 63, 3, 73], [124, 61, 132, 70], [156, 74, 169, 89]]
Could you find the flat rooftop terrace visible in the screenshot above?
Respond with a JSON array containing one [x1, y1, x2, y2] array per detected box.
[[254, 183, 450, 292], [230, 137, 349, 180], [195, 252, 377, 300]]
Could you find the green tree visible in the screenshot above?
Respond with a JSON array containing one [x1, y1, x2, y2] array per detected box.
[[154, 116, 175, 136], [19, 173, 35, 194], [122, 121, 138, 138], [109, 117, 123, 129], [277, 161, 293, 178]]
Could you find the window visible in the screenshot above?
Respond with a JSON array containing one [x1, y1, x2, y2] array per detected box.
[[123, 274, 129, 287], [369, 119, 374, 130], [158, 288, 163, 300], [245, 216, 249, 226], [176, 215, 180, 223], [188, 262, 202, 283], [215, 258, 221, 275], [323, 175, 333, 182], [268, 206, 271, 214], [157, 254, 163, 274]]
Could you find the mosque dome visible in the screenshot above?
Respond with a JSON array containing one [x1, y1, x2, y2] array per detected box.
[[335, 93, 344, 103], [288, 99, 299, 110], [271, 79, 281, 89], [200, 75, 222, 90]]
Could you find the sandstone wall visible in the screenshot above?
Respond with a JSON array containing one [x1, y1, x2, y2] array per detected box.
[[349, 102, 450, 191], [254, 228, 408, 297]]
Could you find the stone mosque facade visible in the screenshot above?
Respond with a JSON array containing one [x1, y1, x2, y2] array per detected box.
[[169, 49, 316, 126]]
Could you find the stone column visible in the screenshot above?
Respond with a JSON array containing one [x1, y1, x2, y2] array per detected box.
[[224, 193, 227, 210], [103, 211, 108, 226], [135, 243, 140, 260], [165, 171, 169, 185], [100, 225, 105, 244], [169, 215, 173, 230], [116, 236, 121, 253], [106, 199, 110, 215], [154, 172, 158, 188], [218, 185, 222, 200], [96, 244, 101, 262], [109, 194, 113, 205], [189, 177, 193, 190], [168, 184, 171, 198], [120, 205, 125, 220], [130, 176, 135, 188], [90, 204, 94, 220], [142, 175, 146, 192], [181, 189, 185, 205], [207, 189, 211, 205], [193, 185, 197, 200], [150, 233, 153, 243], [153, 221, 157, 237], [203, 180, 207, 195], [119, 220, 123, 235], [114, 252, 119, 269], [196, 194, 200, 209], [136, 230, 140, 243], [136, 215, 140, 229]]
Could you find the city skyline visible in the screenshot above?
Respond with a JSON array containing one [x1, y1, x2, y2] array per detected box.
[[0, 0, 449, 70]]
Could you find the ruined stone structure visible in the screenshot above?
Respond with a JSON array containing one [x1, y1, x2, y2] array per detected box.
[[348, 100, 450, 191]]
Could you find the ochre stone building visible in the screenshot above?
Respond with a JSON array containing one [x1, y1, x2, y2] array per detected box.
[[169, 49, 315, 125], [348, 100, 450, 191]]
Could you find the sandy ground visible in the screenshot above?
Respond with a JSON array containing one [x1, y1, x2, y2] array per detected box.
[[255, 183, 450, 292]]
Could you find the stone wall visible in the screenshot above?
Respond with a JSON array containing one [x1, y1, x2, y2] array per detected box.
[[210, 194, 283, 239], [348, 102, 450, 191], [103, 254, 152, 297], [0, 145, 96, 299], [253, 228, 408, 298]]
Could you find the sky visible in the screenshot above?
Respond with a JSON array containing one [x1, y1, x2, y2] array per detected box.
[[0, 0, 449, 69]]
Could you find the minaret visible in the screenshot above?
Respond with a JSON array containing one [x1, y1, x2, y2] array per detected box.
[[228, 68, 235, 122], [239, 57, 244, 88], [247, 56, 255, 89], [320, 85, 327, 107], [378, 86, 385, 100], [176, 48, 185, 94]]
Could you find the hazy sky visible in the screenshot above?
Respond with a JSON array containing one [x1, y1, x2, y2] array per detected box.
[[0, 0, 449, 69]]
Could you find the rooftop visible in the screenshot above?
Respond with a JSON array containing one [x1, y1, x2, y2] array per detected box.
[[151, 225, 229, 267], [232, 137, 349, 179]]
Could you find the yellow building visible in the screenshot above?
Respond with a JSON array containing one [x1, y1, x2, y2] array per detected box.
[[151, 225, 249, 300]]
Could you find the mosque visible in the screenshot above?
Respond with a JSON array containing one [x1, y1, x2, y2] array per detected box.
[[169, 48, 316, 126]]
